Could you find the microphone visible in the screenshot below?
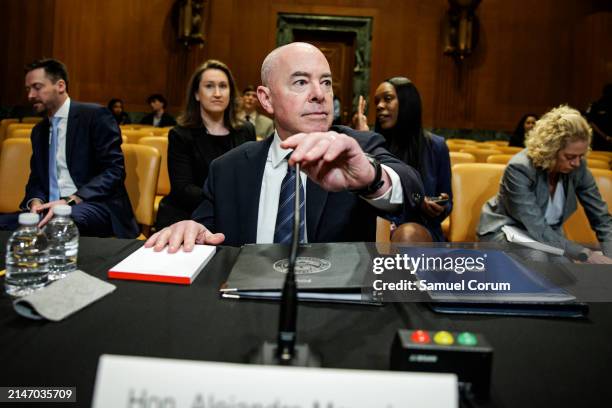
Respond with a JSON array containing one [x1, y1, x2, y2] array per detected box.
[[276, 162, 301, 361], [249, 162, 321, 367]]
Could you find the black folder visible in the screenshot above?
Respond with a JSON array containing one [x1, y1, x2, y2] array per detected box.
[[220, 242, 380, 305]]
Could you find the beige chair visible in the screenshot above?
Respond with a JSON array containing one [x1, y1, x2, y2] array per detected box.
[[6, 128, 32, 139], [447, 138, 476, 145], [0, 118, 19, 141], [475, 142, 499, 149], [449, 163, 506, 242], [445, 152, 477, 237], [120, 124, 144, 130], [138, 137, 170, 217], [6, 123, 35, 139], [0, 139, 32, 213], [487, 140, 510, 147], [486, 154, 515, 165], [563, 169, 612, 244], [121, 129, 155, 144], [121, 144, 161, 238], [591, 150, 612, 160], [588, 154, 611, 169], [459, 147, 503, 163], [450, 151, 476, 167], [446, 142, 466, 152], [587, 153, 609, 162], [587, 158, 609, 169], [499, 146, 523, 155], [149, 127, 171, 137]]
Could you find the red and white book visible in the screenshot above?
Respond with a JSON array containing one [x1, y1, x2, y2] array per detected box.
[[108, 245, 216, 285]]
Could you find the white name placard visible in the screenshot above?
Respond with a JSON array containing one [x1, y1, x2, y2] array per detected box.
[[92, 354, 457, 408]]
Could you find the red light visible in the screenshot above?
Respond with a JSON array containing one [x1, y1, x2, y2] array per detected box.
[[411, 330, 431, 343]]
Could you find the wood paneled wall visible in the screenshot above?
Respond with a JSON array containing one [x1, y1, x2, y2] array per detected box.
[[0, 0, 55, 108], [1, 0, 610, 131]]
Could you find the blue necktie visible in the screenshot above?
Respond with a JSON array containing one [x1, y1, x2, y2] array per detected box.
[[274, 161, 305, 244], [48, 116, 61, 202]]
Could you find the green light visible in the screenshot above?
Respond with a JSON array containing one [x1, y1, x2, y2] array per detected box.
[[457, 332, 478, 346]]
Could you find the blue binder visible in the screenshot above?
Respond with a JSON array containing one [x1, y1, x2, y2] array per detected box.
[[398, 247, 588, 318]]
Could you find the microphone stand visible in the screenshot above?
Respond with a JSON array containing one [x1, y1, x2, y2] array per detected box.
[[250, 163, 321, 367]]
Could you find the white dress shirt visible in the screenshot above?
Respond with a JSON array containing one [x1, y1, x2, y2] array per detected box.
[[255, 132, 404, 243], [50, 97, 78, 198]]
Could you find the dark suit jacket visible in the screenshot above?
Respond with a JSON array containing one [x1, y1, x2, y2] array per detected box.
[[21, 101, 139, 238], [156, 123, 255, 228], [140, 112, 177, 127], [192, 125, 424, 246]]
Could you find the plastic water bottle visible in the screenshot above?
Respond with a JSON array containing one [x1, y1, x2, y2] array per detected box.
[[5, 213, 50, 297], [44, 204, 79, 280]]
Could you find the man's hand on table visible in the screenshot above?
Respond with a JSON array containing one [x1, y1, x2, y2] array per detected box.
[[144, 220, 225, 253]]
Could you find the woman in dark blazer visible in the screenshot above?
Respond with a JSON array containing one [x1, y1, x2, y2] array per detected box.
[[356, 77, 452, 242], [155, 60, 255, 229], [478, 105, 612, 263]]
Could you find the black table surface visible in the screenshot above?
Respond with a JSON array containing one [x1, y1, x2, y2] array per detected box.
[[1, 232, 611, 408]]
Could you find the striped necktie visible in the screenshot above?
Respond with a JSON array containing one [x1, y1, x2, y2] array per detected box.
[[48, 116, 61, 202], [273, 160, 305, 244]]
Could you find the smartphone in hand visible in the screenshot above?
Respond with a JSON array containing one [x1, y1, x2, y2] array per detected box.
[[427, 195, 449, 205]]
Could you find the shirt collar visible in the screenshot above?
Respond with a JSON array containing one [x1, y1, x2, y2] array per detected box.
[[53, 97, 71, 120], [269, 131, 293, 169]]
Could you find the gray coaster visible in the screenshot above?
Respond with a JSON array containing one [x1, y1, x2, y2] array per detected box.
[[13, 270, 116, 321]]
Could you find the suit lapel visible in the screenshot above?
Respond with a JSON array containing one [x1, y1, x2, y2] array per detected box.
[[240, 138, 272, 243], [561, 173, 575, 222], [306, 179, 328, 241], [536, 169, 549, 207], [65, 102, 79, 170]]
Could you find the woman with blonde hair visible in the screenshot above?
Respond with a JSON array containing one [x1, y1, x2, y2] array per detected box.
[[478, 105, 612, 263], [156, 59, 255, 229]]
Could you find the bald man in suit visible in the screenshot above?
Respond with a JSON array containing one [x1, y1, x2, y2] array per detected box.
[[146, 42, 423, 251]]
